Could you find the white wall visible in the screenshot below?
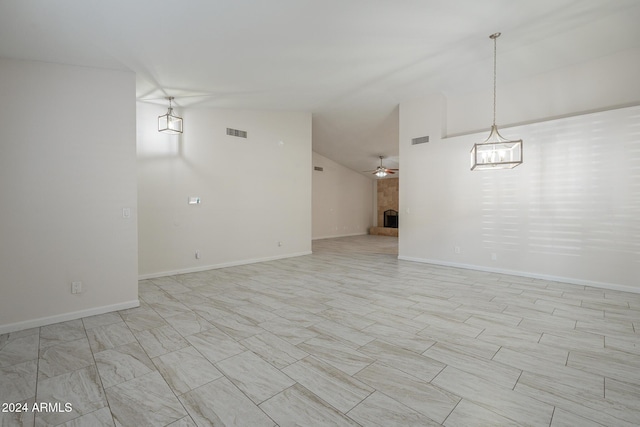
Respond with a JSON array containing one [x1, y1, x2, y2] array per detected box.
[[0, 59, 139, 333], [312, 152, 373, 239], [400, 98, 640, 292], [137, 104, 311, 278], [447, 47, 640, 136]]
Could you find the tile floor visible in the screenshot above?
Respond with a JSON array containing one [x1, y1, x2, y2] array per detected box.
[[1, 235, 640, 426]]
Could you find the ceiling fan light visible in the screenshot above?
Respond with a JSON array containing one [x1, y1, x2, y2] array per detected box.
[[158, 97, 183, 134]]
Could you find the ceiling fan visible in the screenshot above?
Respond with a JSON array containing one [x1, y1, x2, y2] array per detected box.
[[363, 156, 399, 178]]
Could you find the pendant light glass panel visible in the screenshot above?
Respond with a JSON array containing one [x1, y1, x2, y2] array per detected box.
[[471, 125, 523, 170], [158, 109, 183, 134], [158, 97, 183, 134]]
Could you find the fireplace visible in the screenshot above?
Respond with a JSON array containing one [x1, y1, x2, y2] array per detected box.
[[384, 209, 398, 228]]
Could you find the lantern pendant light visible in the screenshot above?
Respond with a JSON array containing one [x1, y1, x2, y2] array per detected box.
[[470, 33, 522, 170], [158, 96, 183, 134]]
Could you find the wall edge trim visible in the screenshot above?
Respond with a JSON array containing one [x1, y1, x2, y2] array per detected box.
[[139, 251, 313, 280], [397, 256, 640, 295], [0, 299, 141, 335]]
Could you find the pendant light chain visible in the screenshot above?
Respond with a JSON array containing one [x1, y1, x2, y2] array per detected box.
[[470, 31, 522, 171], [492, 33, 498, 127]]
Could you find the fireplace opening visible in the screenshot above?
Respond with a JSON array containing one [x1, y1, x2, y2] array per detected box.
[[384, 209, 398, 228]]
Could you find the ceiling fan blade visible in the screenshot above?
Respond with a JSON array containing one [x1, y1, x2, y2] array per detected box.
[[385, 170, 396, 174], [386, 168, 399, 171]]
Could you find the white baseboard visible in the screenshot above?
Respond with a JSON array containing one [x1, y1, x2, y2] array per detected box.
[[398, 255, 640, 295], [0, 299, 140, 335], [312, 232, 368, 240], [139, 251, 313, 280]]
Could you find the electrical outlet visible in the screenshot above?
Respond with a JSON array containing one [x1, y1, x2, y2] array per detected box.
[[71, 281, 82, 294], [491, 253, 498, 261], [195, 250, 200, 259], [278, 241, 283, 247], [454, 246, 461, 254]]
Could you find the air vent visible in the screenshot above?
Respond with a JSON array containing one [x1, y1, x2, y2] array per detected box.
[[226, 128, 247, 138], [411, 135, 429, 145], [314, 166, 324, 171]]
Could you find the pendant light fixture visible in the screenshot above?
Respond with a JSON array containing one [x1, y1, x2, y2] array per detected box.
[[470, 32, 522, 170], [158, 96, 183, 134]]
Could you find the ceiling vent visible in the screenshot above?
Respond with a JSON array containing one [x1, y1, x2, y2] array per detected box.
[[226, 128, 247, 138], [411, 136, 429, 145], [314, 166, 324, 171]]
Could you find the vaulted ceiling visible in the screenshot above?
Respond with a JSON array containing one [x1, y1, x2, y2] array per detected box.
[[2, 0, 639, 176]]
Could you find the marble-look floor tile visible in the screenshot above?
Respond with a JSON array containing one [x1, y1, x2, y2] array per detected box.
[[494, 347, 602, 395], [476, 325, 542, 348], [283, 356, 373, 413], [180, 377, 275, 427], [239, 331, 308, 369], [163, 312, 214, 337], [94, 342, 155, 388], [232, 303, 279, 324], [185, 327, 246, 363], [86, 322, 136, 353], [425, 343, 521, 389], [0, 359, 37, 402], [260, 383, 358, 427], [0, 332, 39, 367], [359, 339, 445, 382], [462, 312, 522, 329], [515, 371, 638, 427], [297, 335, 374, 376], [105, 371, 187, 427], [604, 377, 640, 421], [38, 338, 94, 379], [347, 391, 441, 427], [355, 362, 458, 423], [319, 307, 377, 331], [166, 416, 198, 427], [568, 348, 640, 385], [39, 320, 86, 350], [430, 335, 500, 360], [36, 365, 107, 426], [443, 398, 523, 427], [258, 317, 318, 345], [216, 350, 295, 404], [82, 313, 123, 330], [209, 314, 263, 340], [309, 320, 374, 348], [605, 334, 640, 354], [5, 236, 640, 427], [2, 397, 35, 427], [40, 406, 115, 427], [550, 408, 607, 427], [133, 325, 189, 358], [362, 323, 435, 354], [153, 346, 222, 395], [148, 300, 193, 318], [432, 366, 554, 427], [273, 306, 325, 327], [539, 329, 604, 352], [121, 309, 167, 332]]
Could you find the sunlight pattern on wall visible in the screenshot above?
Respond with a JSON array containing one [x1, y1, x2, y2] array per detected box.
[[482, 105, 640, 265]]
